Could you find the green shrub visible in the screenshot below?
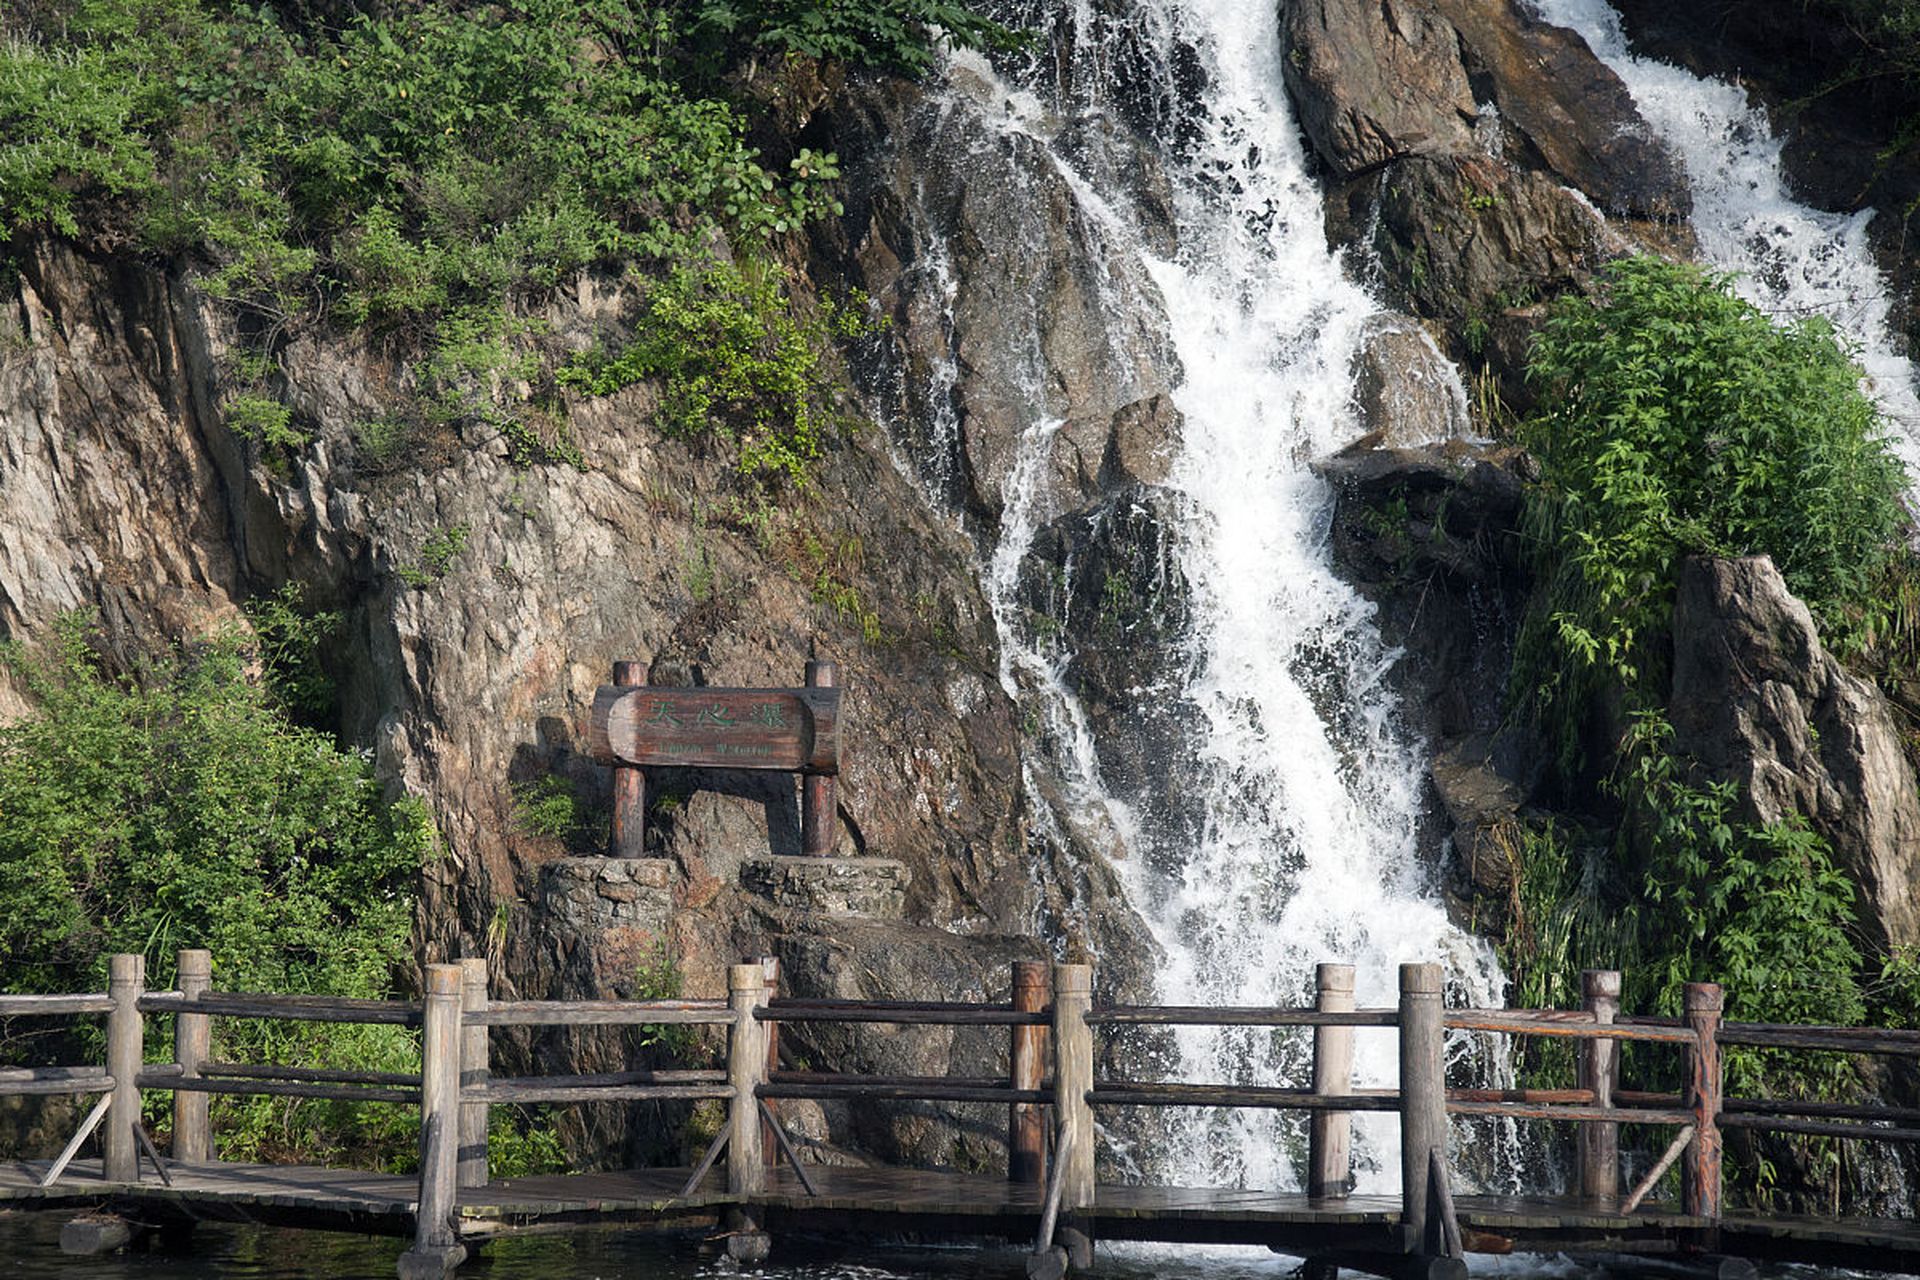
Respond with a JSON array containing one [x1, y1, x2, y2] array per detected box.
[[1518, 255, 1907, 761], [0, 618, 430, 1165], [689, 0, 1022, 77], [559, 259, 869, 481], [224, 392, 305, 450]]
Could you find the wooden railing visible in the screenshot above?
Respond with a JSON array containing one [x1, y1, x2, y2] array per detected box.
[[6, 953, 1920, 1272]]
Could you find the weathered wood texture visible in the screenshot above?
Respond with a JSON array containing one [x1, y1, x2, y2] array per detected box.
[[1309, 963, 1354, 1199], [458, 958, 489, 1190], [105, 953, 144, 1183], [1009, 961, 1049, 1185], [1683, 983, 1724, 1219], [1053, 964, 1094, 1210], [141, 993, 422, 1026], [1092, 1083, 1399, 1111], [590, 686, 839, 774], [801, 660, 839, 852], [173, 950, 214, 1163], [759, 956, 782, 1169], [0, 994, 112, 1015], [728, 964, 770, 1195], [470, 999, 731, 1026], [414, 965, 464, 1254], [610, 660, 649, 857], [1087, 1007, 1398, 1027], [1577, 970, 1620, 1203], [1399, 963, 1444, 1253], [760, 1001, 1044, 1025]]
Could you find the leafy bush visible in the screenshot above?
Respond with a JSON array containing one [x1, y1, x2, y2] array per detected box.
[[1518, 255, 1907, 758], [559, 259, 870, 481], [689, 0, 1021, 77], [0, 619, 430, 1164]]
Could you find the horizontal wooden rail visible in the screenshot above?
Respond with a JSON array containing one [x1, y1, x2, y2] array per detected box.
[[1445, 1011, 1698, 1043], [1448, 1100, 1695, 1124], [1089, 1082, 1401, 1111], [140, 993, 422, 1026], [0, 1065, 112, 1097], [468, 999, 732, 1027], [1085, 1006, 1399, 1028], [466, 1082, 734, 1104], [1717, 1023, 1920, 1056], [1449, 1087, 1595, 1105], [488, 1069, 726, 1089], [1728, 1096, 1920, 1125], [760, 1001, 1046, 1026], [0, 994, 113, 1016], [1718, 1113, 1920, 1143], [201, 1062, 420, 1088], [142, 1073, 421, 1105], [758, 1078, 1050, 1104]]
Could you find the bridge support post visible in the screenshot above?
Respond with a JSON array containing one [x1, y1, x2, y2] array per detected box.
[[1398, 962, 1445, 1254], [609, 660, 649, 858], [1310, 963, 1355, 1199], [1577, 969, 1620, 1203], [1009, 961, 1050, 1184], [400, 964, 467, 1280], [172, 949, 213, 1165], [759, 956, 781, 1169], [457, 958, 489, 1190], [104, 953, 144, 1183], [727, 963, 772, 1262], [1682, 983, 1724, 1220], [801, 660, 838, 855], [1052, 963, 1094, 1210]]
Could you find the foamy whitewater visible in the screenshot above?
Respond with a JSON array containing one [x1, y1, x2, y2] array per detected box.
[[1529, 0, 1920, 475], [900, 0, 1512, 1193]]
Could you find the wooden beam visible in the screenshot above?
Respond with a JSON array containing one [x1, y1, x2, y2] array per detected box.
[[458, 958, 489, 1190], [173, 950, 213, 1165], [1053, 964, 1095, 1210], [727, 965, 768, 1196], [104, 954, 143, 1183], [1310, 963, 1355, 1200], [1683, 983, 1724, 1219], [610, 660, 648, 858], [1399, 963, 1445, 1253], [1009, 961, 1049, 1186], [800, 660, 838, 853]]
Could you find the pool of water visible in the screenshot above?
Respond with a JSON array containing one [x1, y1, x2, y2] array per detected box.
[[0, 1214, 1889, 1280]]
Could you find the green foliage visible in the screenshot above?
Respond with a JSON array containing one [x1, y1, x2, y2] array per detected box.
[[0, 618, 428, 1164], [244, 583, 341, 723], [1503, 257, 1898, 1191], [511, 774, 584, 842], [689, 0, 1022, 77], [2, 0, 867, 480], [486, 1106, 569, 1177], [224, 392, 305, 451], [1518, 256, 1907, 766], [396, 523, 470, 587], [559, 260, 869, 482]]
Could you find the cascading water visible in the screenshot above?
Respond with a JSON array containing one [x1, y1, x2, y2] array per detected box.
[[1528, 0, 1920, 469], [864, 0, 1512, 1192]]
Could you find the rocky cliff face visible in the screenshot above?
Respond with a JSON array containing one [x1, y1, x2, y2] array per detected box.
[[0, 230, 1158, 1168]]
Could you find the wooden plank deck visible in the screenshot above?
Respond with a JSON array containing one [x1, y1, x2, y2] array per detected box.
[[4, 1158, 1918, 1271]]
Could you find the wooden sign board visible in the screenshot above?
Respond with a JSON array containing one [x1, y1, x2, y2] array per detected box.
[[589, 686, 839, 775]]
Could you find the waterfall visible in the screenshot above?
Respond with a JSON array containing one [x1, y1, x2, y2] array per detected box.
[[866, 0, 1510, 1191], [1527, 0, 1920, 472]]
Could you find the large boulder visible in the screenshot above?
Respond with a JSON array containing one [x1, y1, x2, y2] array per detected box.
[[1669, 556, 1920, 952], [1282, 0, 1692, 374]]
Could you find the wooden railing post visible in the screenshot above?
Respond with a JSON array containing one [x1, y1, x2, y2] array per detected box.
[[104, 953, 144, 1183], [759, 955, 781, 1168], [401, 964, 467, 1279], [457, 957, 489, 1190], [1009, 961, 1050, 1185], [172, 949, 213, 1165], [728, 963, 770, 1195], [1577, 969, 1620, 1203], [800, 660, 838, 855], [1052, 963, 1095, 1210], [1309, 962, 1354, 1199], [1398, 962, 1445, 1252], [610, 659, 648, 857], [1682, 982, 1724, 1220]]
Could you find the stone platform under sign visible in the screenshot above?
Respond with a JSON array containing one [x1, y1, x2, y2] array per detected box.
[[741, 856, 908, 918], [542, 858, 672, 936]]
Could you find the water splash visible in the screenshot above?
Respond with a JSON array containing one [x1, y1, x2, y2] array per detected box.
[[1528, 0, 1920, 473]]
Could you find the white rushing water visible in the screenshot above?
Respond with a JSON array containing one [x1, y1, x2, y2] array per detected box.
[[897, 0, 1511, 1192], [1528, 0, 1920, 473]]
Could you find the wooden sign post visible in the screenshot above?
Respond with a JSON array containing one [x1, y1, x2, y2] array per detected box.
[[589, 661, 843, 856]]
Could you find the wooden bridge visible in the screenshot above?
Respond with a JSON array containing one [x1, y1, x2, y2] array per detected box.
[[3, 953, 1919, 1279]]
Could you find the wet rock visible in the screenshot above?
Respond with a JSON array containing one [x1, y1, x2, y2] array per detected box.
[[1019, 485, 1203, 861], [1349, 313, 1474, 447], [1669, 556, 1920, 952], [1316, 439, 1531, 745]]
